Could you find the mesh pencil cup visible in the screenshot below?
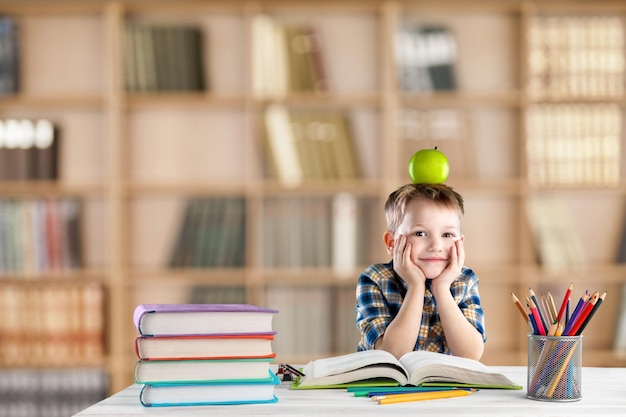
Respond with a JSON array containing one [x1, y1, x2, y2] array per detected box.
[[527, 334, 582, 402]]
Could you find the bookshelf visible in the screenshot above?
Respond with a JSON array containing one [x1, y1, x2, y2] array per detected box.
[[0, 0, 625, 400]]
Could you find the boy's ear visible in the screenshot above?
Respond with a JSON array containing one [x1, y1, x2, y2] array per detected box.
[[383, 231, 395, 255]]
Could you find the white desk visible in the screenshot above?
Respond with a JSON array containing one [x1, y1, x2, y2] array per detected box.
[[73, 367, 626, 416]]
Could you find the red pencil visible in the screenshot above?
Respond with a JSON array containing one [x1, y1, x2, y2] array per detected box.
[[575, 291, 606, 335], [529, 299, 546, 336], [567, 292, 598, 336], [556, 282, 573, 324]]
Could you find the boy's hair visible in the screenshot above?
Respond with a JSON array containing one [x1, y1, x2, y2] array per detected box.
[[385, 183, 464, 233]]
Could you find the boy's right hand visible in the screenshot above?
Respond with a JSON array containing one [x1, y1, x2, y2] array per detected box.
[[392, 234, 426, 288]]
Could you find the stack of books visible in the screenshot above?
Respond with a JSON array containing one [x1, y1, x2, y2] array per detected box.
[[132, 303, 280, 407]]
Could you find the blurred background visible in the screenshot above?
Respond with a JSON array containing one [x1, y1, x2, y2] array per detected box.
[[0, 0, 625, 415]]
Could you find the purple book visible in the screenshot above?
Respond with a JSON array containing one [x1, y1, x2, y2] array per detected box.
[[134, 304, 278, 337]]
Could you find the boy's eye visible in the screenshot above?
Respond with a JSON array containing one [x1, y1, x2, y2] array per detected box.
[[414, 231, 426, 237], [443, 232, 455, 238]]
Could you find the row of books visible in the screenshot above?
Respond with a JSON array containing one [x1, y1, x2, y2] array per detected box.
[[252, 15, 328, 98], [123, 23, 205, 92], [0, 369, 107, 417], [267, 285, 359, 357], [526, 195, 585, 271], [167, 193, 374, 271], [168, 197, 245, 268], [395, 24, 458, 92], [263, 105, 360, 187], [527, 16, 624, 99], [0, 16, 19, 95], [0, 198, 82, 275], [0, 119, 58, 181], [0, 282, 104, 367], [133, 303, 279, 407], [525, 104, 621, 187], [262, 194, 374, 272]]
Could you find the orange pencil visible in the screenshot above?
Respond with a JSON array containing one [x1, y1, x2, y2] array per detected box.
[[511, 293, 529, 324]]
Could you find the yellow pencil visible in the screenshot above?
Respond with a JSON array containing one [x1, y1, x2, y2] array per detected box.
[[545, 340, 579, 398], [377, 389, 475, 405]]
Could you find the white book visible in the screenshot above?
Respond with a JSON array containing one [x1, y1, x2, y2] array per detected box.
[[264, 105, 303, 187], [331, 193, 358, 276]]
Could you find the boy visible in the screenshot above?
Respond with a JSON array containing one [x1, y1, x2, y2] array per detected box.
[[356, 183, 485, 360]]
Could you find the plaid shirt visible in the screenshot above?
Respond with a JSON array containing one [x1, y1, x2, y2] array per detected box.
[[356, 261, 486, 353]]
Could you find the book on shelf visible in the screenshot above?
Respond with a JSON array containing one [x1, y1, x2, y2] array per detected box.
[[525, 104, 621, 187], [0, 369, 108, 417], [263, 104, 304, 187], [292, 350, 522, 390], [0, 281, 104, 367], [124, 22, 205, 92], [525, 195, 585, 271], [134, 358, 276, 385], [395, 24, 457, 92], [0, 16, 19, 95], [252, 15, 328, 98], [526, 15, 624, 99], [331, 192, 358, 275], [186, 285, 247, 305], [139, 372, 280, 407], [168, 197, 246, 268], [133, 304, 278, 337], [0, 118, 58, 181], [617, 206, 626, 264], [135, 333, 276, 361], [0, 197, 82, 274], [614, 283, 626, 354], [266, 286, 332, 357], [263, 105, 360, 186]]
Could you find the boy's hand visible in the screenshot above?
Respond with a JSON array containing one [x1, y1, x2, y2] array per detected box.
[[392, 234, 426, 288], [431, 239, 465, 293]]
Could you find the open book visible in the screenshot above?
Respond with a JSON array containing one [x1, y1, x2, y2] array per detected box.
[[292, 350, 522, 389]]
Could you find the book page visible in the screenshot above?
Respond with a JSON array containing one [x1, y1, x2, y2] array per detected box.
[[305, 350, 404, 379], [399, 351, 517, 387]]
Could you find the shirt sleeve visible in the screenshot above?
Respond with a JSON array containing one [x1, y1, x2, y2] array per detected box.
[[355, 265, 399, 350], [453, 268, 487, 342]]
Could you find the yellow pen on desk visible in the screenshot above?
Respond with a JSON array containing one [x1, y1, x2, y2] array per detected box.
[[377, 389, 476, 405]]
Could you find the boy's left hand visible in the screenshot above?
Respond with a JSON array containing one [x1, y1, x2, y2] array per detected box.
[[431, 238, 464, 292]]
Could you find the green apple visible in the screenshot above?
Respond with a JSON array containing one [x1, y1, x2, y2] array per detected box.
[[408, 147, 450, 184]]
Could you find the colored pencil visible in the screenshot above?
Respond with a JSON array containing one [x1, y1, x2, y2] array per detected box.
[[529, 288, 548, 335], [567, 292, 597, 336], [377, 389, 475, 405], [574, 291, 606, 336], [511, 293, 529, 323], [556, 282, 573, 324]]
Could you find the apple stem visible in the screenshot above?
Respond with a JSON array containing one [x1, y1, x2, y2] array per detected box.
[[434, 146, 438, 150]]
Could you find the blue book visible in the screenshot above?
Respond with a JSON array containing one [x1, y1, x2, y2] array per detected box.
[[139, 370, 280, 407]]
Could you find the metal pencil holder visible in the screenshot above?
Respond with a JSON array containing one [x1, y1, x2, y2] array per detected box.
[[527, 334, 582, 402]]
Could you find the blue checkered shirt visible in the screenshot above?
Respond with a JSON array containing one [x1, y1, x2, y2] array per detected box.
[[356, 261, 486, 353]]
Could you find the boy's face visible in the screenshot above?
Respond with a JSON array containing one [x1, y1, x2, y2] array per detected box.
[[393, 199, 463, 279]]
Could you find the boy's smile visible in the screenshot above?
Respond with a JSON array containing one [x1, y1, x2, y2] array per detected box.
[[394, 199, 462, 279]]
